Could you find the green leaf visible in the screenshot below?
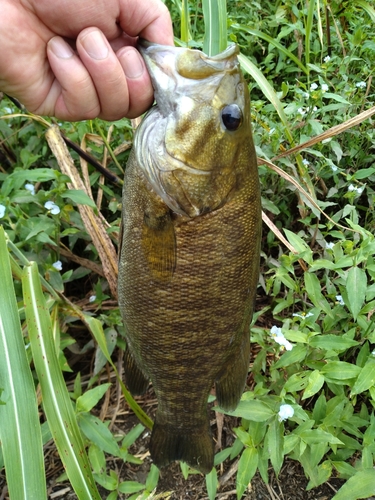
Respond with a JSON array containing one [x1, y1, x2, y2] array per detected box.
[[202, 0, 227, 56], [118, 481, 145, 494], [304, 272, 332, 316], [0, 227, 47, 500], [145, 464, 160, 492], [346, 267, 367, 320], [61, 189, 97, 209], [332, 469, 375, 500], [76, 383, 111, 413], [323, 92, 351, 104], [284, 229, 313, 263], [309, 335, 359, 351], [205, 467, 218, 500], [180, 0, 190, 45], [218, 399, 274, 421], [93, 472, 118, 491], [299, 429, 343, 445], [273, 344, 307, 368], [238, 53, 294, 146], [356, 0, 375, 22], [94, 328, 117, 375], [353, 167, 375, 179], [321, 361, 361, 380], [22, 262, 101, 500], [236, 447, 258, 499], [232, 24, 308, 75], [303, 370, 325, 399], [122, 423, 145, 449], [88, 444, 106, 474], [265, 419, 284, 476], [77, 412, 120, 456], [351, 357, 375, 396], [306, 460, 332, 490]]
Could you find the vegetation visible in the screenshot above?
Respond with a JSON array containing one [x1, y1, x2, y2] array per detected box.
[[1, 0, 375, 498]]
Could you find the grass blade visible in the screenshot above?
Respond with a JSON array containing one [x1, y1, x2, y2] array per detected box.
[[181, 0, 190, 46], [232, 24, 308, 75], [305, 0, 316, 75], [0, 227, 46, 500], [238, 53, 294, 145], [356, 0, 375, 22], [202, 0, 227, 56], [22, 262, 101, 500]]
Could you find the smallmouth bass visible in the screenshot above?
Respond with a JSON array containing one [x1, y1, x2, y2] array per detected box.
[[118, 40, 261, 473]]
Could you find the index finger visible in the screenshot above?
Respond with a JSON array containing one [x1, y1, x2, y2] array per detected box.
[[118, 0, 174, 46]]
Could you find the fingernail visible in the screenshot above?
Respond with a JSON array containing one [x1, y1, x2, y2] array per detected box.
[[81, 30, 109, 60], [120, 49, 144, 79], [49, 37, 74, 59]]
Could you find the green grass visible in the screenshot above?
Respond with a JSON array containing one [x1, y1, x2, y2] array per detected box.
[[1, 0, 375, 498]]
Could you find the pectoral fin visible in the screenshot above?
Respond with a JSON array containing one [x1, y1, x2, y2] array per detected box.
[[142, 201, 176, 282]]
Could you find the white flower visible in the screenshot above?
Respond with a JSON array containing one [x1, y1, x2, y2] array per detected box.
[[372, 350, 375, 357], [302, 159, 310, 166], [44, 201, 60, 215], [303, 92, 309, 98], [324, 55, 331, 63], [336, 295, 345, 305], [52, 260, 62, 271], [356, 81, 366, 89], [331, 165, 338, 172], [0, 204, 5, 218], [325, 242, 334, 249], [25, 183, 35, 195], [298, 107, 306, 116], [292, 312, 314, 319], [270, 326, 294, 351], [313, 106, 318, 112], [321, 83, 329, 92], [310, 82, 318, 91], [348, 184, 363, 194], [278, 404, 294, 422], [89, 295, 96, 303]]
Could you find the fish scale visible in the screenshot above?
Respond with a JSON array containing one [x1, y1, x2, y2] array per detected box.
[[118, 40, 261, 473]]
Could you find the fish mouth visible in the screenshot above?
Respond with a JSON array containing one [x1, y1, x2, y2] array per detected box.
[[137, 39, 239, 88]]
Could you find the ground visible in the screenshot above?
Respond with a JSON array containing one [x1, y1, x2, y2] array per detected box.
[[0, 302, 363, 500], [0, 385, 350, 500]]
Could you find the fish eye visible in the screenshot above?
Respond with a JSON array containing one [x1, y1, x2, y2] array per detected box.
[[221, 104, 242, 131]]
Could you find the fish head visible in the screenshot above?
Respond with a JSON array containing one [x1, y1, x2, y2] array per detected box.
[[135, 41, 254, 217]]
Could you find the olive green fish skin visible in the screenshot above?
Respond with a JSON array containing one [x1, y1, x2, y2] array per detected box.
[[118, 42, 261, 473]]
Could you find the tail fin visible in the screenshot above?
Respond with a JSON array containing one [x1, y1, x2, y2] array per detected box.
[[149, 418, 214, 474]]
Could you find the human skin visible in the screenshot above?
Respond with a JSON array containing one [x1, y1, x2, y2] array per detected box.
[[0, 0, 174, 121]]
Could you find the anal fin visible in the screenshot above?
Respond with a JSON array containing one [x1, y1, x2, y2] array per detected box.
[[124, 348, 149, 396], [215, 335, 250, 411]]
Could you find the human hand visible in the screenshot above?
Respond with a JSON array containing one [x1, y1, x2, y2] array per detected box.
[[0, 0, 173, 121]]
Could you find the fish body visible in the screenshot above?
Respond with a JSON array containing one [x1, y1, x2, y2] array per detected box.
[[118, 41, 261, 473]]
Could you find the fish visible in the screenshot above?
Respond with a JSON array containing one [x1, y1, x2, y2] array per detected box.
[[118, 39, 261, 474]]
